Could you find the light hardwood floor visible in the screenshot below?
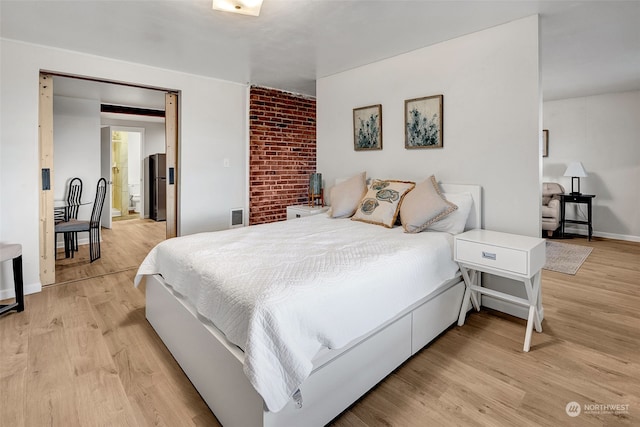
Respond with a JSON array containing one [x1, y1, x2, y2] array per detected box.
[[1, 228, 638, 426], [54, 218, 166, 285]]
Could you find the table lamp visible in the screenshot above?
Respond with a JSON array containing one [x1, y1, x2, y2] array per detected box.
[[308, 173, 324, 206], [563, 162, 587, 195]]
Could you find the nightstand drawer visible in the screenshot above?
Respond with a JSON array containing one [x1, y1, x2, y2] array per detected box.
[[456, 239, 528, 275], [286, 205, 329, 220]]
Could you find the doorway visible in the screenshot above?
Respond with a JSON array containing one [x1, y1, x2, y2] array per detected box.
[[38, 72, 179, 285], [101, 127, 146, 224]]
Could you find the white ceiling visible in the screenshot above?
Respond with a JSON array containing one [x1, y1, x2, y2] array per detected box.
[[2, 0, 639, 106]]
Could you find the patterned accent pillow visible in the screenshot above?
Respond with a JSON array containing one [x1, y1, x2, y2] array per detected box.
[[400, 175, 458, 233], [352, 180, 416, 228]]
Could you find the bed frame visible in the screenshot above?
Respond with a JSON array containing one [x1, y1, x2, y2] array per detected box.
[[144, 183, 481, 427]]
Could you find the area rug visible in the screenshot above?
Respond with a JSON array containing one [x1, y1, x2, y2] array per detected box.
[[544, 241, 593, 275]]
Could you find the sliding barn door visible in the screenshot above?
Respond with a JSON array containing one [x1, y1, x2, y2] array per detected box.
[[39, 73, 55, 285], [165, 92, 178, 239]]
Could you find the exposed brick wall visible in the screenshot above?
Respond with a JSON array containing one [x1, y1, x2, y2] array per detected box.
[[249, 86, 317, 225]]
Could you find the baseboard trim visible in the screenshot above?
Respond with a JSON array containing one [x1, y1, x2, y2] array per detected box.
[[563, 226, 640, 243], [0, 282, 41, 300]]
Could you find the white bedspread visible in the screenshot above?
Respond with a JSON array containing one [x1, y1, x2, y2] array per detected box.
[[134, 215, 459, 412]]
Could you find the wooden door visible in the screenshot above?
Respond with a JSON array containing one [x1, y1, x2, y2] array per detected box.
[[39, 73, 55, 285], [165, 92, 178, 239], [100, 126, 113, 229]]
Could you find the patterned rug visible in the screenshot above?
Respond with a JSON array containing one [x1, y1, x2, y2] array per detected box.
[[544, 241, 593, 275]]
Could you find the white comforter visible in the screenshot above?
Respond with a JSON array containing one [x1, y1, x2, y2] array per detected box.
[[134, 215, 459, 412]]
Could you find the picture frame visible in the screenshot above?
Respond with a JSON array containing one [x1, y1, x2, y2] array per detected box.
[[353, 104, 382, 151], [404, 95, 443, 149], [542, 129, 549, 157]]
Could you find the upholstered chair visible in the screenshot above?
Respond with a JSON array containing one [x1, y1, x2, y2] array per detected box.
[[542, 182, 565, 237]]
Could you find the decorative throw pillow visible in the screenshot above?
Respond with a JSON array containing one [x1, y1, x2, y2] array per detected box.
[[427, 192, 474, 234], [400, 175, 458, 233], [352, 180, 416, 228], [328, 172, 367, 218]]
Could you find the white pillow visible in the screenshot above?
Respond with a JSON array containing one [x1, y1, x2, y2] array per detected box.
[[328, 172, 367, 218], [427, 192, 473, 234]]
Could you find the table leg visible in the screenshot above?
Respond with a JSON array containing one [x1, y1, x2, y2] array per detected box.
[[460, 266, 480, 311], [522, 274, 543, 352], [457, 285, 472, 327], [560, 198, 566, 238], [523, 305, 536, 352], [64, 233, 70, 258], [587, 199, 593, 241]]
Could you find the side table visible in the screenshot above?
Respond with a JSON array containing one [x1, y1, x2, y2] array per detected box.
[[559, 194, 595, 241], [455, 229, 546, 352], [286, 205, 329, 220]]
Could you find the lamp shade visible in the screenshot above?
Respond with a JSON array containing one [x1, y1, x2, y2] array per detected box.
[[309, 173, 322, 195], [563, 162, 588, 178]]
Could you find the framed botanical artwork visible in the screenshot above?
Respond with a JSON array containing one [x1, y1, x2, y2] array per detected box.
[[353, 104, 382, 151], [405, 95, 443, 149], [542, 129, 549, 157]]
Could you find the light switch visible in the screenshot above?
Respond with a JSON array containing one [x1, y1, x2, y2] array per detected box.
[[223, 158, 230, 167]]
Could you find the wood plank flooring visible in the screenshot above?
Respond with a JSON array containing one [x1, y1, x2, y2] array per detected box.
[[1, 230, 638, 426], [54, 218, 166, 285]]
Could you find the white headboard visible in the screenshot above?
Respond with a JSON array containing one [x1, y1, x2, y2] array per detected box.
[[439, 183, 482, 231]]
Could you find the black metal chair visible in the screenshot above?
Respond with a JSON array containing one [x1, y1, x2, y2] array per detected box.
[[66, 177, 83, 248], [55, 177, 83, 259], [55, 178, 107, 262]]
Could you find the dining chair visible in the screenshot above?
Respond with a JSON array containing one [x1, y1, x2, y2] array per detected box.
[[54, 177, 82, 222], [55, 177, 107, 262], [66, 177, 83, 250], [54, 177, 83, 258]]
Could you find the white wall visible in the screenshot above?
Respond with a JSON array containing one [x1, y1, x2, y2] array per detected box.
[[52, 96, 101, 248], [53, 96, 101, 213], [543, 90, 640, 241], [127, 131, 142, 190], [317, 15, 542, 236], [0, 38, 248, 297], [317, 16, 541, 320]]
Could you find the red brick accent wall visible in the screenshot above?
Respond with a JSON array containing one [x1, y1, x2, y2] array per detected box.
[[249, 86, 317, 225]]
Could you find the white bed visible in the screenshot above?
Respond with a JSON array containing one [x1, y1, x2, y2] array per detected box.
[[136, 183, 482, 427]]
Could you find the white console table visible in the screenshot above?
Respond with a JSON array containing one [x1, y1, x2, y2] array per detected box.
[[454, 229, 546, 352]]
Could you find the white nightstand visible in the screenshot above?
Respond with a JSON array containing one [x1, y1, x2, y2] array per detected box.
[[454, 229, 546, 352], [286, 205, 329, 220]]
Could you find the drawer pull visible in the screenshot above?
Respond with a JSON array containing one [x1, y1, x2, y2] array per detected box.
[[482, 251, 497, 260]]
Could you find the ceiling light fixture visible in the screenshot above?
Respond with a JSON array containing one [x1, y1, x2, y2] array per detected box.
[[212, 0, 263, 16]]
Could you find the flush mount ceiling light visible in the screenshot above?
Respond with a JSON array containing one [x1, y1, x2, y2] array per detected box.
[[212, 0, 263, 16]]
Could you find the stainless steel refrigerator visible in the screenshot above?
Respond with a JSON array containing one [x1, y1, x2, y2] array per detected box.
[[147, 153, 166, 221]]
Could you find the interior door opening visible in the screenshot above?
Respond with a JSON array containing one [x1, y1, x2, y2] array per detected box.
[[38, 72, 179, 285]]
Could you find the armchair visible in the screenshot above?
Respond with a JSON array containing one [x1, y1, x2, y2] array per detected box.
[[542, 182, 565, 237]]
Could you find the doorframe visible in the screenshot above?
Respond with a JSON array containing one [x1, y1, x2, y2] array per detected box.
[[110, 126, 146, 221], [38, 71, 180, 285], [39, 74, 55, 285]]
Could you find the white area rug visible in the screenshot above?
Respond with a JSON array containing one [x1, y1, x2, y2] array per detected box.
[[544, 241, 593, 275]]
